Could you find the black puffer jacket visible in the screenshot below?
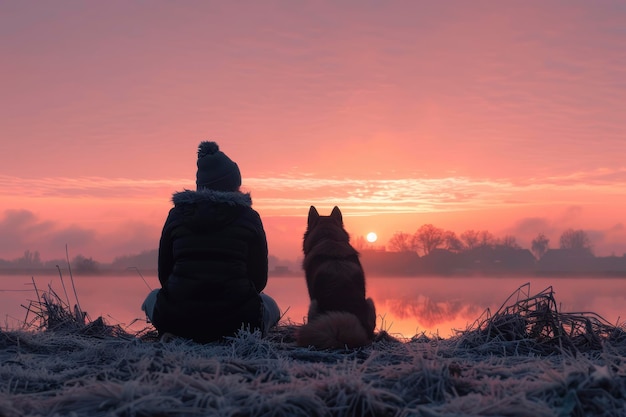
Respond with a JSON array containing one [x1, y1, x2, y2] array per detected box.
[[152, 189, 268, 343]]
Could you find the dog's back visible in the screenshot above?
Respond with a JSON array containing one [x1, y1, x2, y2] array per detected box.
[[298, 206, 376, 349]]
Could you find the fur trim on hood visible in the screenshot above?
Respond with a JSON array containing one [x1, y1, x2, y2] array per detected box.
[[172, 189, 252, 207]]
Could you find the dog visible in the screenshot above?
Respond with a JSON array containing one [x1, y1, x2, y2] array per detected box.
[[296, 206, 376, 349]]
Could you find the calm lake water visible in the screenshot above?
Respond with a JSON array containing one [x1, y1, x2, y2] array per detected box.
[[1, 274, 625, 338]]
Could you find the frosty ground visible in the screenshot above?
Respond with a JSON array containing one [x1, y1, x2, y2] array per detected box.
[[1, 285, 626, 417]]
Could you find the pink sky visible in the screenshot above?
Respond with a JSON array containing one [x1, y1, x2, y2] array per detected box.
[[2, 1, 626, 263]]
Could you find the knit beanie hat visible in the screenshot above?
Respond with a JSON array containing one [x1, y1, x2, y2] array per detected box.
[[195, 141, 242, 191]]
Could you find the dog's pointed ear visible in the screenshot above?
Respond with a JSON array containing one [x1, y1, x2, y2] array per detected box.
[[330, 206, 343, 223], [308, 206, 319, 227]]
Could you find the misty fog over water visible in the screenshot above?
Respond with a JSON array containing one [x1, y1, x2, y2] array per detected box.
[[1, 274, 625, 338]]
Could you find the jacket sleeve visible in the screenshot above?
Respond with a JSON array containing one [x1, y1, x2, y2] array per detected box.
[[158, 210, 176, 288], [247, 211, 269, 293]]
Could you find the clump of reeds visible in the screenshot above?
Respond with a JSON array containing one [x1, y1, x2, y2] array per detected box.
[[21, 281, 138, 339], [22, 282, 85, 332], [455, 283, 626, 356], [17, 248, 149, 340]]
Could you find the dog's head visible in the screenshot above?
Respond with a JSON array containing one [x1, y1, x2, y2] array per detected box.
[[303, 206, 350, 254]]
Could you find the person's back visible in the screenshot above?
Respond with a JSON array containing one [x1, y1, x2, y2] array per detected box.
[[142, 141, 280, 343]]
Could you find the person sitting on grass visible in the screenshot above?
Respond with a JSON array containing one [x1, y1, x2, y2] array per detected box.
[[142, 141, 280, 343]]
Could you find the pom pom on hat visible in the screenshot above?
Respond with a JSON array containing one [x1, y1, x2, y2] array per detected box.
[[198, 141, 220, 158], [196, 141, 242, 191]]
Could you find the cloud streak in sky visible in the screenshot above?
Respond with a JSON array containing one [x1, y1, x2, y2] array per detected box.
[[2, 166, 626, 261], [3, 168, 626, 217]]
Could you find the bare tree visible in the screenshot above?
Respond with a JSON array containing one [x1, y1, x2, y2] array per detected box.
[[478, 230, 496, 248], [531, 233, 550, 259], [13, 250, 42, 267], [559, 229, 593, 253], [499, 235, 520, 249], [387, 231, 415, 252], [413, 224, 445, 256], [73, 255, 99, 274], [443, 230, 464, 252], [460, 230, 480, 250]]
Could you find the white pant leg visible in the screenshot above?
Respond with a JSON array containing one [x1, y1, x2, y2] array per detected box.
[[141, 289, 160, 323], [260, 293, 280, 334]]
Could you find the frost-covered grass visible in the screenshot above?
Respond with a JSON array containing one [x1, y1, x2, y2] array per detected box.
[[2, 284, 626, 417]]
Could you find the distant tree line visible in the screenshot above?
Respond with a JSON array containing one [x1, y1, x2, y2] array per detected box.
[[349, 224, 626, 276], [353, 225, 594, 259], [0, 250, 154, 275], [0, 251, 100, 274], [0, 249, 299, 276]]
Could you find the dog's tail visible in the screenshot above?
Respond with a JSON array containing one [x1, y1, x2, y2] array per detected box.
[[296, 311, 372, 349]]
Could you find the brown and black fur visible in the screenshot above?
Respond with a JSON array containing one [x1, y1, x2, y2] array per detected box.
[[296, 206, 376, 349]]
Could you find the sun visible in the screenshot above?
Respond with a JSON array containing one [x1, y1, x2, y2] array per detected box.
[[366, 232, 378, 243]]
